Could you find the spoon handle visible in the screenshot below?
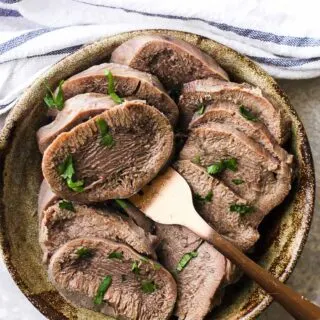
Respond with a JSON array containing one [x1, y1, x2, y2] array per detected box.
[[204, 230, 320, 320]]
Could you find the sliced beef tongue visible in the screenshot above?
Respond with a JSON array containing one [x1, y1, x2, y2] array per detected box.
[[155, 224, 234, 320], [179, 78, 291, 144], [179, 125, 292, 214], [40, 203, 158, 263], [37, 93, 117, 153], [110, 35, 229, 88], [38, 179, 59, 220], [48, 238, 177, 320], [190, 101, 293, 165], [42, 100, 174, 202], [61, 62, 179, 125], [174, 160, 261, 251]]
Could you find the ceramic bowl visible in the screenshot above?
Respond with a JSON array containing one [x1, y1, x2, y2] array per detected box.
[[0, 30, 315, 320]]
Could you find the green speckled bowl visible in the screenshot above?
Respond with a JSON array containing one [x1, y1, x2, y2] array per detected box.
[[0, 30, 315, 320]]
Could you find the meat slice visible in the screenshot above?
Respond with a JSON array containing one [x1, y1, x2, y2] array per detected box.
[[42, 101, 174, 202], [174, 160, 261, 251], [40, 203, 157, 262], [110, 35, 229, 88], [49, 238, 177, 320], [179, 78, 291, 144], [179, 126, 292, 214], [190, 102, 293, 164], [155, 224, 235, 320], [38, 179, 59, 220], [37, 93, 117, 153], [61, 62, 179, 125]]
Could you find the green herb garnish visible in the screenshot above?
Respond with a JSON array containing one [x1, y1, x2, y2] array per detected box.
[[104, 69, 123, 104], [58, 155, 84, 192], [115, 199, 128, 209], [59, 200, 75, 212], [141, 280, 157, 294], [75, 247, 92, 259], [192, 155, 201, 165], [230, 204, 255, 216], [194, 191, 213, 202], [239, 105, 258, 121], [108, 251, 123, 260], [96, 118, 114, 147], [94, 276, 112, 305], [176, 251, 198, 272], [207, 158, 237, 175], [232, 179, 244, 185], [196, 104, 205, 115], [131, 261, 140, 274], [44, 80, 65, 110]]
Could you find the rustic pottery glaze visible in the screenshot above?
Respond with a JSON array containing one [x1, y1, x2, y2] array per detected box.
[[0, 30, 315, 320]]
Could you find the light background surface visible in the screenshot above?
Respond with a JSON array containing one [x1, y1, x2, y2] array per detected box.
[[0, 78, 319, 320]]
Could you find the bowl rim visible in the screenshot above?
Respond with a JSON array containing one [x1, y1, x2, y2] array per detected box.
[[0, 29, 315, 320]]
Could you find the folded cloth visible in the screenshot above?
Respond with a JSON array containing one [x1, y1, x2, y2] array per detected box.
[[1, 0, 320, 114]]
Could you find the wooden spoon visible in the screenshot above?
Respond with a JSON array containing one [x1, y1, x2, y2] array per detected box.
[[128, 167, 320, 320]]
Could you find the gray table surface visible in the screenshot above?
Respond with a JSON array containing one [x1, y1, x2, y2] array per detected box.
[[0, 78, 319, 320]]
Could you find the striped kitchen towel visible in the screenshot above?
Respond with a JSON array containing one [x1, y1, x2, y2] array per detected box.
[[1, 0, 320, 114]]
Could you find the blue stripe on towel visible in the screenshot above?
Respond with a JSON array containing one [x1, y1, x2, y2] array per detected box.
[[0, 8, 21, 16], [73, 0, 320, 47], [250, 55, 320, 67], [0, 0, 21, 3], [0, 98, 16, 110]]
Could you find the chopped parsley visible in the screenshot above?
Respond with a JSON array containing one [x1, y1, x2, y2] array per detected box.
[[232, 179, 244, 185], [96, 118, 114, 147], [176, 251, 198, 272], [58, 200, 75, 212], [75, 247, 92, 259], [152, 262, 161, 271], [94, 276, 112, 305], [104, 69, 123, 104], [44, 80, 65, 110], [191, 155, 201, 165], [58, 155, 84, 192], [230, 204, 255, 216], [194, 191, 213, 202], [108, 251, 123, 260], [141, 280, 157, 294], [196, 104, 205, 115], [207, 158, 237, 175], [239, 105, 258, 121], [131, 260, 140, 274]]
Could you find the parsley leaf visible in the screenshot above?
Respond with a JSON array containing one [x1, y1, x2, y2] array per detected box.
[[44, 80, 65, 110], [223, 158, 237, 171], [104, 70, 123, 104], [75, 247, 92, 259], [194, 191, 213, 202], [59, 200, 75, 212], [115, 199, 128, 209], [196, 104, 205, 115], [58, 155, 84, 192], [94, 276, 112, 305], [207, 158, 237, 175], [141, 280, 157, 294], [108, 251, 123, 259], [96, 118, 114, 147], [207, 161, 224, 175], [131, 260, 140, 274], [230, 204, 255, 216], [176, 251, 198, 272], [239, 105, 258, 121], [232, 179, 244, 185]]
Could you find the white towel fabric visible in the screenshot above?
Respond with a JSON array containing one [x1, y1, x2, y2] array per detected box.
[[1, 0, 320, 114]]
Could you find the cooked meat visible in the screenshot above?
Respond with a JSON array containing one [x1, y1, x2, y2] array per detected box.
[[179, 126, 292, 213], [174, 160, 261, 251], [156, 224, 235, 320], [190, 101, 293, 164], [40, 203, 157, 263], [37, 93, 117, 153], [110, 35, 229, 88], [48, 238, 177, 320], [179, 78, 291, 144], [38, 179, 59, 220], [61, 62, 179, 125], [42, 101, 174, 202]]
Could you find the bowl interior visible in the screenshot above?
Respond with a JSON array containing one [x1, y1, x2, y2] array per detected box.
[[0, 30, 315, 320]]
